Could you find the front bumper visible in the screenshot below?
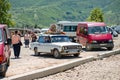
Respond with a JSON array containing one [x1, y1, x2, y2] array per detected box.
[[0, 62, 7, 72], [60, 49, 81, 55], [89, 43, 114, 48]]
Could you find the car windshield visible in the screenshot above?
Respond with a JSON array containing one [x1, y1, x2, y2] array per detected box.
[[0, 29, 2, 42], [51, 36, 70, 42], [88, 26, 108, 34]]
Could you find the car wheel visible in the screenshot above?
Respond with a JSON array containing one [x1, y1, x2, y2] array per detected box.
[[7, 58, 10, 66], [73, 53, 80, 57], [0, 71, 6, 77], [34, 47, 40, 56], [0, 65, 7, 77], [53, 49, 61, 58], [86, 43, 92, 51]]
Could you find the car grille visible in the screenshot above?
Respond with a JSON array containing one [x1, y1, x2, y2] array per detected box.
[[64, 46, 80, 50], [97, 40, 109, 44]]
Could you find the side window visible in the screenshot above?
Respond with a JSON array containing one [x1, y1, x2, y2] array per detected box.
[[38, 36, 45, 43], [3, 28, 7, 43], [83, 27, 87, 35], [44, 36, 51, 43], [79, 27, 84, 34], [0, 29, 2, 42]]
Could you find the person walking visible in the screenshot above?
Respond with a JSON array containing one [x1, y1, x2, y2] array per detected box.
[[24, 31, 30, 48], [12, 30, 22, 59]]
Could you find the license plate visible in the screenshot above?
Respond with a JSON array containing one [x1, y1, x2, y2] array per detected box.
[[100, 44, 106, 46], [69, 49, 77, 52]]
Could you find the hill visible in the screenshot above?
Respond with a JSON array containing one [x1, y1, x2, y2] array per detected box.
[[9, 0, 120, 28]]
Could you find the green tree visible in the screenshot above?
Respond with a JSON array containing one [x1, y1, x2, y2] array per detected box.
[[87, 8, 104, 22], [0, 0, 14, 27]]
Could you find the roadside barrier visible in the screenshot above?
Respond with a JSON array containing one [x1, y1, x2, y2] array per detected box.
[[7, 56, 94, 80], [97, 49, 120, 59]]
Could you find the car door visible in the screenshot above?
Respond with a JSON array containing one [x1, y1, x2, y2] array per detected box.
[[37, 36, 51, 53], [42, 36, 51, 53], [78, 26, 87, 46], [3, 28, 10, 60], [37, 36, 45, 52]]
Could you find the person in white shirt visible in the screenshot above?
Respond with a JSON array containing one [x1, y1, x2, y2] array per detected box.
[[24, 31, 30, 48]]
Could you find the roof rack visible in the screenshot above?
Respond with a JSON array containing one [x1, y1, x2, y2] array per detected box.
[[45, 31, 65, 35]]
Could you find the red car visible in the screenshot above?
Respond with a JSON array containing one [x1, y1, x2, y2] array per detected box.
[[0, 24, 11, 77], [76, 22, 114, 51]]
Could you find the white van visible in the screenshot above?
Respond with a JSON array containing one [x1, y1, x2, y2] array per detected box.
[[53, 21, 79, 42]]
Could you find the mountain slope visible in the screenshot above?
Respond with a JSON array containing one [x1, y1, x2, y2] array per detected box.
[[9, 0, 120, 28]]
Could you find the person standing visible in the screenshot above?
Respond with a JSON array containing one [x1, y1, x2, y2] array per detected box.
[[31, 32, 37, 42], [24, 31, 30, 48], [12, 30, 21, 59]]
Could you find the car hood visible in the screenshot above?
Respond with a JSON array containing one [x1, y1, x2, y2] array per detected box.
[[89, 33, 112, 40], [52, 42, 82, 46]]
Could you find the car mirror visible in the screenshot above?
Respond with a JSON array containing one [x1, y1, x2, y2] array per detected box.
[[5, 38, 11, 45], [84, 29, 88, 35]]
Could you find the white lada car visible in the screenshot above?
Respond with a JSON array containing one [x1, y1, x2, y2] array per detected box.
[[30, 34, 82, 58]]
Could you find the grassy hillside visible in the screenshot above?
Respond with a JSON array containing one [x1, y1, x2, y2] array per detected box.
[[9, 0, 120, 28]]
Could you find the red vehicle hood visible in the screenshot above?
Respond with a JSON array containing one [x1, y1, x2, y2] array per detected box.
[[89, 33, 112, 41]]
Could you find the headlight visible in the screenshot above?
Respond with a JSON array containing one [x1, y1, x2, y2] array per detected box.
[[78, 46, 82, 50], [62, 46, 68, 50], [64, 46, 68, 50], [108, 40, 113, 43], [92, 40, 97, 43], [77, 46, 81, 48]]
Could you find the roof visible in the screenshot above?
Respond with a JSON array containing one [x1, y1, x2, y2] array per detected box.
[[57, 21, 81, 26], [78, 22, 106, 27], [0, 24, 7, 28], [39, 33, 66, 37]]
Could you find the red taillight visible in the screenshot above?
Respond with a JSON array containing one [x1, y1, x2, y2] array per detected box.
[[0, 55, 4, 63]]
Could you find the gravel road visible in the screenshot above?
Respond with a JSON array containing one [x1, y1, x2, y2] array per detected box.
[[38, 54, 120, 80]]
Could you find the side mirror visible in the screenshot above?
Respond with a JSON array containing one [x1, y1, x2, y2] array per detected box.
[[6, 38, 12, 45], [84, 29, 88, 35]]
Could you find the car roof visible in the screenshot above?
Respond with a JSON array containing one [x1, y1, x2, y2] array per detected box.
[[78, 22, 106, 27], [57, 22, 80, 26], [0, 24, 7, 28], [39, 33, 67, 37]]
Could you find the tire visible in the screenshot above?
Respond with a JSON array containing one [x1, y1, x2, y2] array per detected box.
[[34, 47, 40, 56], [0, 65, 7, 77], [73, 53, 80, 57], [0, 71, 6, 77], [86, 43, 92, 51], [7, 58, 10, 66], [53, 49, 61, 58]]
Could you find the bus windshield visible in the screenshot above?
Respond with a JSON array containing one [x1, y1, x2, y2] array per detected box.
[[88, 26, 108, 34]]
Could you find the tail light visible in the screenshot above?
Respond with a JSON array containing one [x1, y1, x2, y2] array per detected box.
[[0, 55, 4, 63]]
